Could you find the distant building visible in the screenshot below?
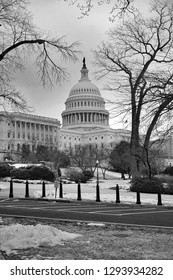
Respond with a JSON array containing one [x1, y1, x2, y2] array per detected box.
[[6, 59, 171, 163], [60, 59, 131, 149], [0, 111, 60, 161], [0, 60, 133, 162]]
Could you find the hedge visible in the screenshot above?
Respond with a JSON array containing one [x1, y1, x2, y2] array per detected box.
[[0, 163, 13, 178], [10, 165, 55, 182], [130, 177, 164, 194]]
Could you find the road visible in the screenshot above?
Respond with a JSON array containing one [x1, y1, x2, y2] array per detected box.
[[0, 198, 173, 229]]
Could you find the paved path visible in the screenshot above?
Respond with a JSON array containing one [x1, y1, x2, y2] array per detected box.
[[0, 198, 173, 229]]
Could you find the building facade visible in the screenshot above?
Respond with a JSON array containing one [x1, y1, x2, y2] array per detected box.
[[60, 59, 131, 149], [0, 59, 132, 162], [0, 111, 60, 161]]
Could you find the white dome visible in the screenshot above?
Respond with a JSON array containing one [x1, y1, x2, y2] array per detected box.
[[69, 80, 101, 97], [61, 59, 109, 131]]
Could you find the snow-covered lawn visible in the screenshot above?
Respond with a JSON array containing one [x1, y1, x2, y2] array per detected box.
[[0, 170, 173, 259], [1, 174, 173, 206], [0, 223, 82, 255]]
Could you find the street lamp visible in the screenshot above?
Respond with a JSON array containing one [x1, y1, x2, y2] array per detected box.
[[96, 160, 100, 202]]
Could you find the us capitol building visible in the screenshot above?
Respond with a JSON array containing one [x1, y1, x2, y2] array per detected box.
[[0, 58, 157, 161]]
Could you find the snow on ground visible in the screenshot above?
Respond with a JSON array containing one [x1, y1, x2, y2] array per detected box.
[[0, 183, 8, 190], [1, 174, 173, 205], [0, 170, 173, 256], [0, 223, 82, 255], [10, 163, 41, 169]]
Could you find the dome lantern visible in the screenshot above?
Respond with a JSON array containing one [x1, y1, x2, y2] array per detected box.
[[80, 57, 89, 81]]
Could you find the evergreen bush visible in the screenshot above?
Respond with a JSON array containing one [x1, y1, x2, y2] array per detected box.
[[10, 167, 30, 180], [130, 177, 164, 194], [29, 166, 55, 181], [163, 166, 173, 176], [0, 163, 13, 178], [82, 170, 94, 181], [10, 165, 55, 181]]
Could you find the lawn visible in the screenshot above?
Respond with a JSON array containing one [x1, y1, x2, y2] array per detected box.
[[1, 216, 173, 260]]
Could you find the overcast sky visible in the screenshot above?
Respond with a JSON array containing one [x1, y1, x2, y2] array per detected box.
[[14, 0, 149, 128]]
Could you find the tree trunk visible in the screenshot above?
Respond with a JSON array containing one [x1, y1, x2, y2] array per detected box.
[[130, 123, 141, 179]]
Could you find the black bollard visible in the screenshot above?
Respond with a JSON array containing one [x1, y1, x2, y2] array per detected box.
[[96, 182, 100, 202], [42, 181, 46, 198], [25, 180, 29, 198], [9, 179, 13, 198], [158, 187, 162, 206], [136, 190, 141, 204], [77, 182, 82, 201], [116, 184, 120, 203], [59, 179, 63, 198]]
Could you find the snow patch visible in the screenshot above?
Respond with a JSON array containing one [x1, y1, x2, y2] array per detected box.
[[0, 223, 82, 255], [87, 223, 105, 227], [0, 184, 8, 190], [10, 163, 42, 169]]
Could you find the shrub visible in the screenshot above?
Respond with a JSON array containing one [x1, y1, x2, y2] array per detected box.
[[82, 170, 94, 181], [10, 167, 30, 180], [157, 175, 173, 195], [10, 165, 55, 181], [130, 177, 164, 194], [65, 168, 89, 183], [29, 166, 55, 181], [163, 166, 173, 176], [0, 163, 13, 178]]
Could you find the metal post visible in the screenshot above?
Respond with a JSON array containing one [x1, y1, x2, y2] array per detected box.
[[59, 179, 63, 198], [116, 184, 120, 203], [77, 182, 82, 201], [158, 187, 162, 206], [9, 179, 13, 198], [136, 190, 141, 204], [96, 161, 100, 202], [25, 180, 29, 198], [42, 181, 46, 198]]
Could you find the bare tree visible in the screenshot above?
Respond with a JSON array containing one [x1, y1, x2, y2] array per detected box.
[[96, 146, 112, 179], [68, 144, 112, 179], [0, 0, 79, 111], [93, 0, 173, 178], [68, 144, 98, 172], [59, 0, 136, 20]]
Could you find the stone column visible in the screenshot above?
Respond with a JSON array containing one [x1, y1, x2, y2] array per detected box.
[[92, 113, 94, 123], [39, 124, 41, 141], [34, 123, 36, 139], [14, 121, 17, 140], [19, 121, 22, 139], [43, 125, 45, 143], [24, 122, 27, 140]]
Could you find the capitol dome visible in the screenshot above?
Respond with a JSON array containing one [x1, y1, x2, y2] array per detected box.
[[61, 58, 109, 131]]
